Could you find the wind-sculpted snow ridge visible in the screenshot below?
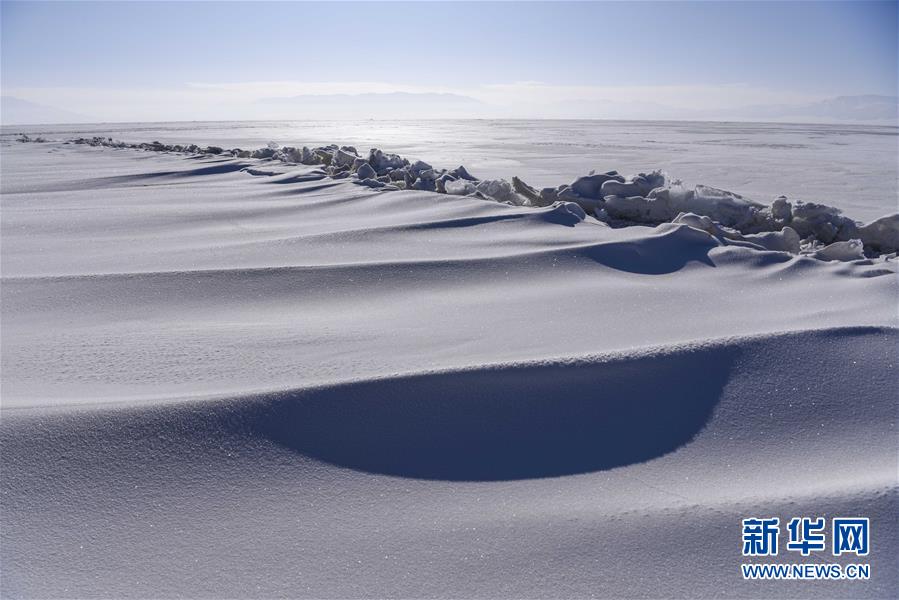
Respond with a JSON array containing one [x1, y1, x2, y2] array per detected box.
[[3, 327, 897, 597], [26, 134, 899, 258], [3, 134, 898, 598]]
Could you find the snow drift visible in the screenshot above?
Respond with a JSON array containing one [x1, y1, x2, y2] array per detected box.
[[1, 137, 896, 598], [38, 134, 899, 258]]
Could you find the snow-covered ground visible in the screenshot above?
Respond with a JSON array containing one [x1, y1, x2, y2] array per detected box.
[[1, 135, 897, 598], [4, 119, 897, 221]]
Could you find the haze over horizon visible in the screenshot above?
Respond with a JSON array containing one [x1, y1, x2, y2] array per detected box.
[[2, 1, 898, 124]]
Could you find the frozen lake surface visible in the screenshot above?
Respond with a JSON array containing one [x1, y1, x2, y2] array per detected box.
[[4, 119, 897, 221]]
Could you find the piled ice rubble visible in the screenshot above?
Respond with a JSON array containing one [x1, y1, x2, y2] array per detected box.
[[58, 135, 899, 259], [15, 134, 47, 143]]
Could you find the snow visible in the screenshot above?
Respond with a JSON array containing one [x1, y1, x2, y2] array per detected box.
[[5, 119, 895, 221], [1, 137, 897, 598], [444, 178, 476, 195], [813, 239, 866, 262], [21, 133, 896, 257], [860, 214, 899, 254]]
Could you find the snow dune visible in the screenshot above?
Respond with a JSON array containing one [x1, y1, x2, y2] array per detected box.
[[6, 120, 897, 222], [1, 140, 896, 597], [35, 134, 899, 257]]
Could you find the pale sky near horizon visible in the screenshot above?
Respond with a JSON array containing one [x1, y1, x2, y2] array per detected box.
[[2, 0, 897, 122]]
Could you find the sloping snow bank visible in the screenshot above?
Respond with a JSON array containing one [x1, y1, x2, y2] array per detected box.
[[21, 135, 898, 258]]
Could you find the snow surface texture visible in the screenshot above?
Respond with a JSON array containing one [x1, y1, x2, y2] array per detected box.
[[17, 133, 899, 257], [1, 140, 897, 598], [4, 120, 897, 223]]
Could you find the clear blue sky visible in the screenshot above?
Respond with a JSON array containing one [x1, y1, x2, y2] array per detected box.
[[2, 1, 897, 121]]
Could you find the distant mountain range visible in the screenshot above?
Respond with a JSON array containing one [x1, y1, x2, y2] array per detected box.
[[1, 96, 94, 125], [736, 95, 898, 122], [256, 92, 484, 118], [259, 92, 481, 106], [546, 94, 899, 123], [2, 92, 895, 125]]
